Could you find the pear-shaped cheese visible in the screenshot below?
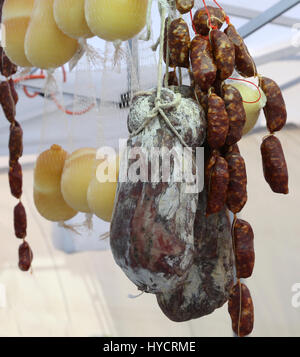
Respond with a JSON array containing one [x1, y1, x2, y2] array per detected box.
[[53, 0, 93, 39], [231, 82, 267, 135], [61, 148, 97, 213], [24, 0, 78, 69], [85, 0, 148, 41], [1, 0, 35, 67], [34, 144, 77, 222], [87, 156, 119, 222]]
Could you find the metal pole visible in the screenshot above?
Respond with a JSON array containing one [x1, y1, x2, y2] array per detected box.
[[238, 0, 300, 38]]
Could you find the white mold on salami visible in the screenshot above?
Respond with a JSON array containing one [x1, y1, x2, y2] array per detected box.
[[156, 189, 234, 321], [110, 87, 206, 294]]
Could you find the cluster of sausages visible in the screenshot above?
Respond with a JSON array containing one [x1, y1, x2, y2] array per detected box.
[[163, 2, 289, 337], [0, 46, 33, 272]]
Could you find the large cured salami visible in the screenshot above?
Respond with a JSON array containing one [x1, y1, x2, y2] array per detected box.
[[110, 87, 206, 294], [156, 188, 234, 321]]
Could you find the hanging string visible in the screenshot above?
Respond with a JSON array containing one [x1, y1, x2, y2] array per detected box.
[[189, 2, 261, 105]]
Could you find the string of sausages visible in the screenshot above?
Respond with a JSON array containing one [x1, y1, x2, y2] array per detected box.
[[0, 46, 33, 272], [165, 0, 289, 337]]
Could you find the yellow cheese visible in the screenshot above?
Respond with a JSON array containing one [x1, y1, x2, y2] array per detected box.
[[87, 155, 119, 222], [1, 0, 35, 67], [61, 148, 97, 213], [85, 0, 148, 41], [231, 82, 267, 135], [24, 0, 78, 69], [53, 0, 93, 39], [34, 144, 77, 222]]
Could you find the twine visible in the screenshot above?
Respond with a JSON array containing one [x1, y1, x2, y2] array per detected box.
[[130, 4, 191, 151]]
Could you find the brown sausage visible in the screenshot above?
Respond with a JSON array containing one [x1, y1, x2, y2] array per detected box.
[[225, 24, 256, 78], [206, 153, 229, 215], [176, 0, 194, 14], [9, 78, 18, 105], [222, 143, 241, 157], [193, 84, 208, 113], [228, 282, 254, 337], [261, 135, 289, 194], [18, 241, 33, 272], [14, 202, 27, 239], [259, 76, 287, 133], [193, 6, 225, 36], [211, 30, 235, 80], [1, 50, 17, 77], [226, 153, 247, 214], [223, 84, 246, 145], [207, 93, 229, 149], [163, 70, 179, 87], [9, 121, 23, 163], [190, 36, 217, 91], [0, 81, 16, 123], [9, 161, 23, 199], [167, 18, 190, 68], [233, 219, 255, 279]]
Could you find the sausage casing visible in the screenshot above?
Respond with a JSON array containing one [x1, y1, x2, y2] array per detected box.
[[228, 282, 254, 337], [9, 161, 23, 199], [207, 93, 229, 149], [233, 219, 255, 279], [193, 6, 225, 36], [261, 135, 289, 194], [225, 24, 256, 78], [14, 202, 27, 239], [190, 36, 217, 92], [206, 153, 229, 215], [226, 153, 247, 214], [18, 241, 33, 272], [168, 18, 191, 68], [0, 81, 16, 123], [9, 121, 23, 163], [260, 76, 287, 133], [176, 0, 194, 14], [211, 30, 235, 80], [223, 84, 246, 146]]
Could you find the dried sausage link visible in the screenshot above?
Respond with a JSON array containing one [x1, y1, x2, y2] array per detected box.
[[259, 76, 287, 133], [1, 48, 17, 77], [9, 161, 23, 199], [0, 81, 16, 123], [207, 93, 229, 149], [176, 0, 194, 14], [193, 6, 225, 36], [228, 282, 254, 337], [194, 84, 208, 114], [233, 219, 255, 279], [167, 18, 191, 69], [190, 36, 217, 92], [164, 70, 179, 87], [206, 153, 229, 216], [223, 84, 246, 146], [9, 78, 19, 105], [261, 135, 289, 194], [225, 24, 256, 78], [18, 241, 33, 272], [9, 121, 23, 163], [211, 30, 235, 80], [14, 202, 27, 239], [226, 153, 247, 214]]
